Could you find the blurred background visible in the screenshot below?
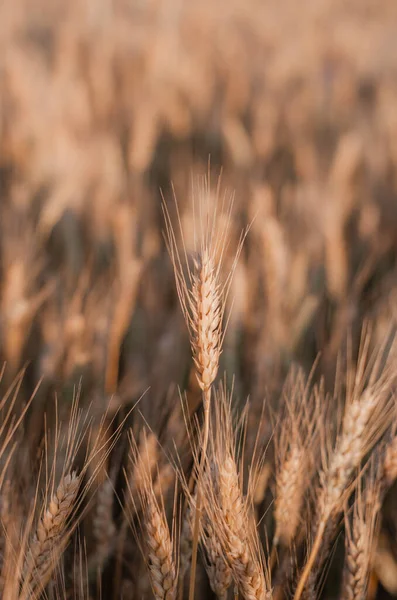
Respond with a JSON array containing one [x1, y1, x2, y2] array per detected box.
[[1, 0, 397, 595]]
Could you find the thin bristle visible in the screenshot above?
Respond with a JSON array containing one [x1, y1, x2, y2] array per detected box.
[[274, 373, 318, 547]]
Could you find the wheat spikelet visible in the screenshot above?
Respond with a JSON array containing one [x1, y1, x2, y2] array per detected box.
[[20, 471, 80, 600]]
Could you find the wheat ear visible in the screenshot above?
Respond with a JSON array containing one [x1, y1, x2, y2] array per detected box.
[[163, 184, 245, 600], [274, 375, 318, 549], [294, 336, 395, 600], [127, 431, 177, 600], [203, 517, 233, 600], [20, 471, 80, 600], [217, 455, 269, 600], [341, 472, 380, 600], [294, 393, 381, 600], [188, 248, 222, 600], [144, 492, 177, 600]]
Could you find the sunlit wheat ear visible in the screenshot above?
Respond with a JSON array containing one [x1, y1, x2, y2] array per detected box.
[[144, 493, 177, 600], [274, 371, 320, 548], [162, 180, 246, 402], [127, 431, 178, 600], [199, 387, 271, 600], [190, 249, 222, 396], [341, 470, 381, 600], [214, 455, 270, 600], [294, 331, 396, 600], [20, 471, 80, 600]]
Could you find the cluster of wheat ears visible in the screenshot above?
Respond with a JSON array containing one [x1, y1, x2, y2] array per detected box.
[[0, 183, 397, 600]]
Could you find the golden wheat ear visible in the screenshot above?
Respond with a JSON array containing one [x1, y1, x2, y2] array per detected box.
[[20, 471, 81, 600], [294, 330, 396, 600], [163, 176, 248, 600], [341, 464, 381, 600], [273, 368, 320, 549], [162, 176, 247, 401], [198, 385, 272, 600], [126, 430, 178, 600]]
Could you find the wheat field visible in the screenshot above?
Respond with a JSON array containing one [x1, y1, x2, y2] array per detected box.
[[1, 0, 397, 598]]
